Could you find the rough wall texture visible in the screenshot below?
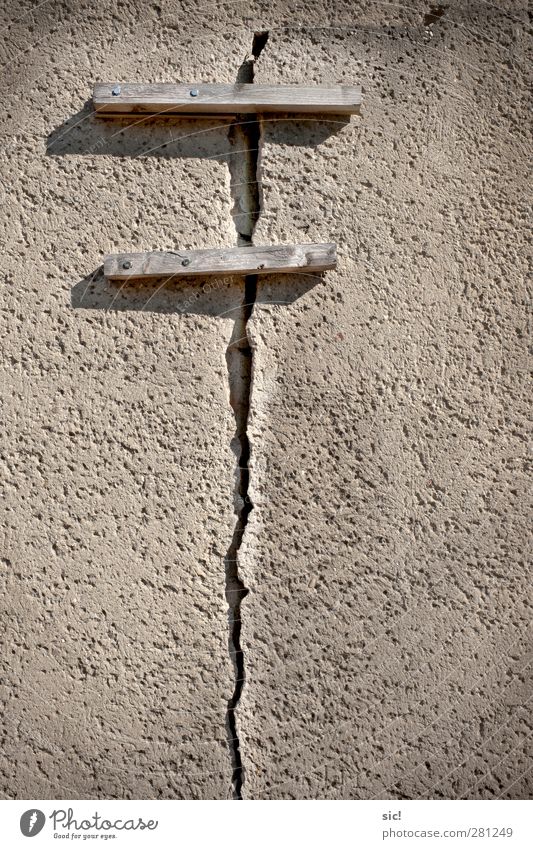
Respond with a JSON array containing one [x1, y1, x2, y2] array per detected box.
[[1, 0, 531, 800], [0, 0, 250, 799]]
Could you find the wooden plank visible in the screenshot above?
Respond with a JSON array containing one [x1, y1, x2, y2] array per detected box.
[[104, 244, 337, 280], [93, 83, 361, 115]]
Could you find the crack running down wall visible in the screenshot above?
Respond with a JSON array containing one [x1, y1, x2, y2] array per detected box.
[[0, 1, 531, 800]]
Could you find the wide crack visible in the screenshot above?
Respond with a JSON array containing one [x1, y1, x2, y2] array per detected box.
[[224, 31, 268, 800], [224, 275, 256, 799]]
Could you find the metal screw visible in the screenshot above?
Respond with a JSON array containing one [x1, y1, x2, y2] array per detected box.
[[182, 258, 190, 266], [189, 89, 199, 97], [122, 260, 132, 270], [112, 85, 121, 96]]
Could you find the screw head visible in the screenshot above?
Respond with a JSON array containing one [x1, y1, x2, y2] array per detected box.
[[189, 89, 199, 97], [122, 260, 132, 270], [112, 85, 121, 96], [181, 258, 190, 266]]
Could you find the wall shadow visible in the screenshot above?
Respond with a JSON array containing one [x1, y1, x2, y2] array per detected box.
[[46, 100, 234, 160], [259, 114, 352, 148], [46, 101, 351, 159], [71, 267, 324, 317]]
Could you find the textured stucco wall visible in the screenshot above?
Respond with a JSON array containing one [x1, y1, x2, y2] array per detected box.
[[1, 0, 531, 800], [0, 0, 250, 798], [241, 5, 531, 799]]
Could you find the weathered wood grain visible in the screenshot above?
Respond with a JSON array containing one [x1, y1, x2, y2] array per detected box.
[[93, 83, 361, 115], [104, 244, 337, 280]]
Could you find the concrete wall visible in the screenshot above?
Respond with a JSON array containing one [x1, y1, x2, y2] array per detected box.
[[1, 1, 530, 800]]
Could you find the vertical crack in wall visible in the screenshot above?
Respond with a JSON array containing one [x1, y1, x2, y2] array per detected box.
[[224, 31, 268, 800], [224, 275, 256, 799]]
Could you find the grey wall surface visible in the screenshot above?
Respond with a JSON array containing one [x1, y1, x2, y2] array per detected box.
[[1, 0, 531, 800]]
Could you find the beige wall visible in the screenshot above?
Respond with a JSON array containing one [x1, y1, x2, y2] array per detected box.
[[0, 0, 530, 799]]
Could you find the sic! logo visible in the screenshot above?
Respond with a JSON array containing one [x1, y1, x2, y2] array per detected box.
[[20, 810, 46, 837]]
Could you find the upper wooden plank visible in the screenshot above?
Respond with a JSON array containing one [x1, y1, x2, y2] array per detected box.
[[104, 243, 337, 280], [93, 83, 362, 115]]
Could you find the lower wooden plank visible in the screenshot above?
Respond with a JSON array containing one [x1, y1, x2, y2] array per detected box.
[[93, 83, 361, 115], [104, 244, 337, 280]]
